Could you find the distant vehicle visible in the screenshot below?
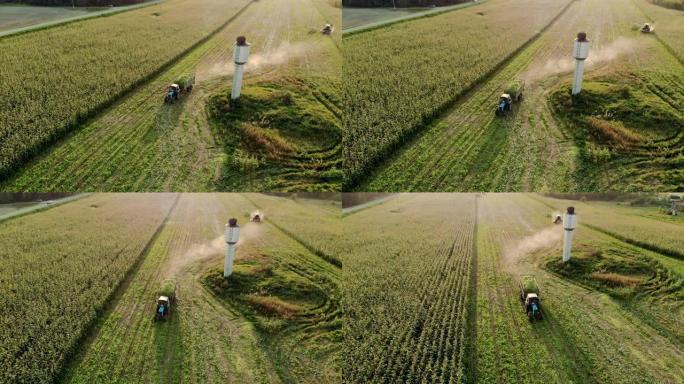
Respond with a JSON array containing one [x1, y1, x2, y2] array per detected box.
[[164, 74, 195, 103], [250, 211, 262, 223], [321, 23, 334, 35], [496, 79, 524, 116], [553, 214, 562, 224], [155, 279, 177, 322], [519, 275, 542, 321], [640, 23, 654, 33]]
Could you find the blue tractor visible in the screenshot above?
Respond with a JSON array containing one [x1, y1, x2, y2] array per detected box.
[[164, 74, 195, 103], [495, 79, 524, 116], [520, 275, 543, 321]]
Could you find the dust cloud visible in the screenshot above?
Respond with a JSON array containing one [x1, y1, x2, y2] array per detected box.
[[522, 37, 640, 83], [164, 221, 264, 278], [502, 225, 563, 276], [201, 42, 317, 80]]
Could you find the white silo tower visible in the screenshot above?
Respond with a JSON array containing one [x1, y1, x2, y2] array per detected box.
[[224, 218, 240, 277], [562, 207, 577, 262], [572, 32, 590, 95], [231, 36, 251, 101]]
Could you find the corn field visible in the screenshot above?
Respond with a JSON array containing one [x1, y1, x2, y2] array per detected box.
[[342, 194, 476, 383], [0, 194, 176, 383], [0, 0, 249, 179], [342, 0, 573, 187]]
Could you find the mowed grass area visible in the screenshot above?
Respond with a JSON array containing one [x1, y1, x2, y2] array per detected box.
[[343, 193, 684, 383], [1, 0, 341, 192], [350, 0, 684, 191], [52, 194, 340, 384]]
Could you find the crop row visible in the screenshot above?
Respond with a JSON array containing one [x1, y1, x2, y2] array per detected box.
[[0, 0, 250, 179], [0, 194, 176, 384], [342, 194, 475, 383], [342, 0, 573, 187]]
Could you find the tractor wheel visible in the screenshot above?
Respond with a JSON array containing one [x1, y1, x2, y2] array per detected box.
[[495, 109, 502, 116], [528, 312, 534, 322]]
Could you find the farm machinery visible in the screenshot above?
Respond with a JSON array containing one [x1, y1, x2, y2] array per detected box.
[[519, 275, 543, 321], [321, 23, 334, 35], [553, 214, 563, 224], [640, 23, 654, 33], [250, 211, 263, 223], [495, 79, 524, 116], [155, 279, 177, 322], [164, 74, 195, 103]]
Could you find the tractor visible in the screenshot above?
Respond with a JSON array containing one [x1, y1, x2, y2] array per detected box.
[[496, 79, 524, 116], [250, 211, 262, 223], [155, 279, 177, 322], [553, 214, 563, 224], [641, 23, 654, 33], [519, 275, 543, 321], [321, 23, 334, 35], [164, 74, 195, 103]]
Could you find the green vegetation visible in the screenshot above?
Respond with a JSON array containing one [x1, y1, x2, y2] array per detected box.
[[0, 194, 176, 383], [158, 279, 176, 298], [207, 80, 342, 191], [520, 275, 540, 294], [342, 194, 475, 383], [343, 0, 573, 187], [344, 193, 684, 383], [0, 0, 340, 192], [349, 0, 684, 192], [0, 0, 251, 180], [650, 0, 684, 10], [0, 193, 340, 383], [549, 76, 683, 191], [203, 235, 341, 383]]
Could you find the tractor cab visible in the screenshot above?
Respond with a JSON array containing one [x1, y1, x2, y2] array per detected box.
[[165, 84, 180, 103], [641, 23, 653, 33], [524, 293, 542, 320], [321, 23, 333, 35], [156, 296, 170, 321], [496, 93, 513, 116]]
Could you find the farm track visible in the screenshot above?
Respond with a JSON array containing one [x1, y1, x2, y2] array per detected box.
[[2, 0, 339, 192], [362, 0, 684, 191], [60, 194, 339, 383]]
